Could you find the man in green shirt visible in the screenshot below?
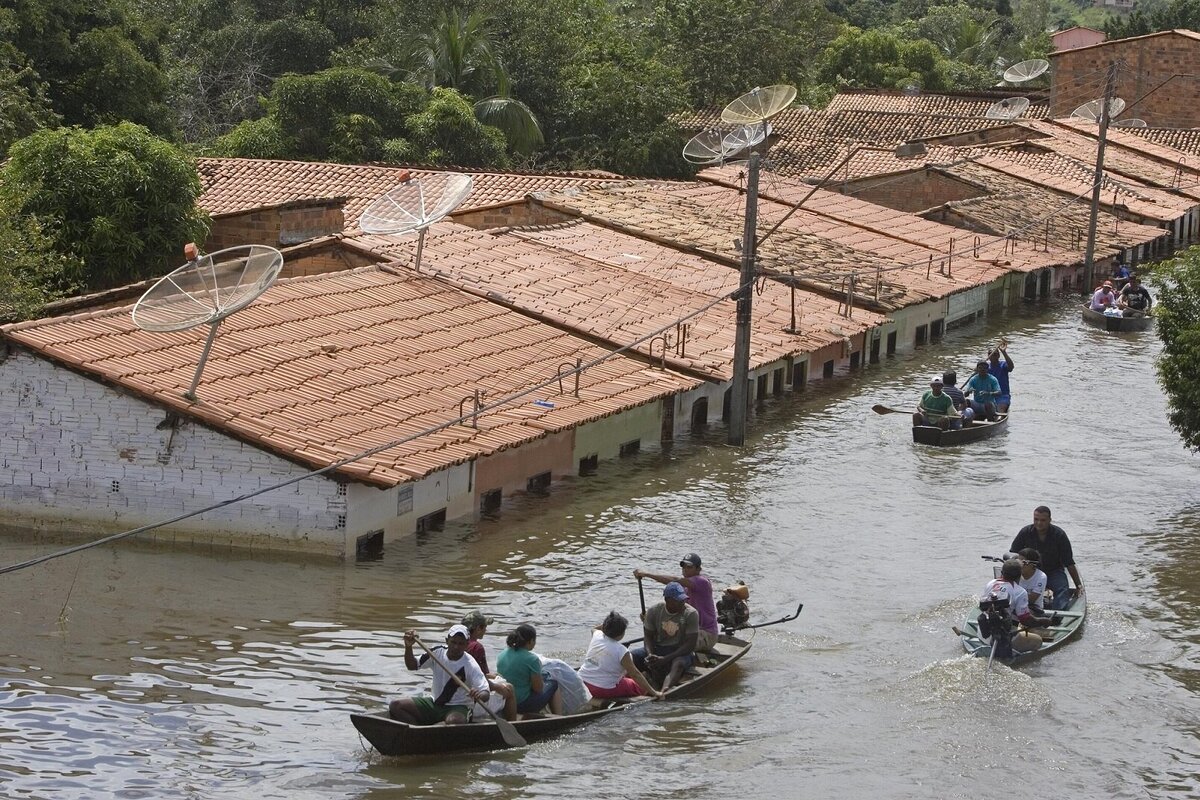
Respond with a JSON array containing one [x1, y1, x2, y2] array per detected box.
[[913, 376, 959, 430]]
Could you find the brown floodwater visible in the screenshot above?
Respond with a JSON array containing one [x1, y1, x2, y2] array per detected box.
[[1, 298, 1197, 799]]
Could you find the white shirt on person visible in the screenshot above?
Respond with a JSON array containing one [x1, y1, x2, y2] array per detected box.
[[417, 646, 487, 706], [981, 578, 1031, 620], [1020, 569, 1048, 606], [577, 630, 628, 689]]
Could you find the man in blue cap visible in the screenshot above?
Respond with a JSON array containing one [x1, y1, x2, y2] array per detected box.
[[631, 581, 700, 691]]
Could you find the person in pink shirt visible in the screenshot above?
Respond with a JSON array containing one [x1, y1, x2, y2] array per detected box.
[[1090, 281, 1118, 311], [635, 552, 719, 653]]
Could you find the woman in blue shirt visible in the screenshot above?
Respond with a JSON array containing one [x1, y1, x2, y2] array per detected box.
[[497, 623, 563, 716]]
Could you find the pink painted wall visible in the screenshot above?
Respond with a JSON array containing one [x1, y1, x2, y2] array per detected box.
[[473, 430, 575, 503], [1052, 28, 1106, 52]]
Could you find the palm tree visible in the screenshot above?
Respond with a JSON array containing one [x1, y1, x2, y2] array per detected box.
[[407, 9, 543, 155]]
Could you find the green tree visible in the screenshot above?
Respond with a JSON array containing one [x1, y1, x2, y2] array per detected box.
[[405, 87, 509, 167], [819, 27, 955, 91], [1151, 252, 1200, 451], [0, 208, 80, 322], [0, 123, 209, 291], [0, 44, 60, 157]]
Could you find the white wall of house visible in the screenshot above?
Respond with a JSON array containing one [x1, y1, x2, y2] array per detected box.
[[347, 462, 473, 545], [0, 349, 348, 555]]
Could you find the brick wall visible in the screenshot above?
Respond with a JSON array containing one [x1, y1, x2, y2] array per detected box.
[[453, 201, 573, 230], [207, 200, 345, 252], [0, 349, 349, 555], [840, 170, 986, 213], [1050, 32, 1200, 127], [281, 245, 378, 278]]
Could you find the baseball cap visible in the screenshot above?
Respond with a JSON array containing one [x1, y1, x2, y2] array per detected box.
[[679, 553, 702, 568], [447, 624, 471, 640], [461, 611, 494, 629], [1103, 280, 1113, 288], [664, 581, 688, 601], [930, 376, 943, 385]]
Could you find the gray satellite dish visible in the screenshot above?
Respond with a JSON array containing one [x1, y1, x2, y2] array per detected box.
[[1003, 59, 1050, 83], [722, 121, 771, 155], [132, 244, 283, 401], [985, 96, 1030, 120], [1071, 97, 1127, 122], [721, 85, 798, 124], [358, 172, 473, 272], [683, 129, 737, 164], [1114, 118, 1148, 128]]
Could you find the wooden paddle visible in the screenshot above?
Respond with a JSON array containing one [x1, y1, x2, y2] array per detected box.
[[637, 576, 647, 619], [411, 635, 526, 748], [871, 404, 910, 415]]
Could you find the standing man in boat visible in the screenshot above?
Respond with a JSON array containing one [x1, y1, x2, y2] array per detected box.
[[388, 624, 490, 726], [1118, 275, 1153, 318], [987, 339, 1014, 414], [632, 582, 699, 692], [912, 375, 960, 430], [963, 362, 1001, 422], [634, 553, 719, 653], [1010, 506, 1083, 611]]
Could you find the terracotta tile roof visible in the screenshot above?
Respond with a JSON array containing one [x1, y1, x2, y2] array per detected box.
[[699, 165, 1070, 273], [530, 181, 1014, 311], [3, 267, 696, 487], [968, 150, 1193, 221], [341, 221, 882, 378], [1121, 126, 1200, 158], [935, 162, 1166, 254], [197, 158, 623, 224], [764, 140, 963, 183], [824, 89, 1049, 120]]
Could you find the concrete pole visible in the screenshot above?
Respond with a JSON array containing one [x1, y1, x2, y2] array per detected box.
[[728, 153, 759, 446], [1083, 62, 1118, 293]]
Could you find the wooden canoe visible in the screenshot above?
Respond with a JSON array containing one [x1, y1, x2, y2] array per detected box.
[[351, 633, 752, 756], [1081, 305, 1152, 332], [912, 414, 1008, 446], [957, 590, 1086, 665]]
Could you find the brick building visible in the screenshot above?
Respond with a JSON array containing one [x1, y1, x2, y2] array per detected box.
[[1049, 29, 1200, 127]]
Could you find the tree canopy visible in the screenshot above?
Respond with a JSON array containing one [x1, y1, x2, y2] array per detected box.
[[1151, 251, 1200, 452]]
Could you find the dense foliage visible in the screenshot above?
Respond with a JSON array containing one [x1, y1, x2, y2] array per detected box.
[[1150, 251, 1200, 452], [0, 123, 209, 291]]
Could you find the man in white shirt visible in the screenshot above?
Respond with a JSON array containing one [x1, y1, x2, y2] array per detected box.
[[979, 560, 1057, 653], [388, 624, 490, 725], [1016, 548, 1049, 615]]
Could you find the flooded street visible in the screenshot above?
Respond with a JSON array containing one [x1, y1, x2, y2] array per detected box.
[[2, 298, 1197, 800]]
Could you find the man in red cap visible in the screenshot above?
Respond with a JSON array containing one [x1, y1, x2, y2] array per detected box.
[[1090, 280, 1118, 312]]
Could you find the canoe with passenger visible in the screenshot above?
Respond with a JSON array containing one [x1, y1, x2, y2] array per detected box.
[[1083, 275, 1154, 332]]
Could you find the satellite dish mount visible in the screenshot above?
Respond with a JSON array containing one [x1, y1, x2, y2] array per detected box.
[[358, 172, 474, 272], [132, 245, 284, 402]]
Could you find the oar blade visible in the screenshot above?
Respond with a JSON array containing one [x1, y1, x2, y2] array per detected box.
[[872, 404, 908, 415], [496, 718, 527, 748]]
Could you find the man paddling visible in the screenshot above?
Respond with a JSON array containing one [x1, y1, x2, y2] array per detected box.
[[388, 624, 490, 726], [1118, 275, 1153, 318], [634, 552, 719, 653], [1010, 506, 1083, 612], [913, 375, 959, 430]]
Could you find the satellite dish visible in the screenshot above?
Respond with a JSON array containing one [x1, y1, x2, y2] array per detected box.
[[132, 244, 283, 401], [1003, 59, 1050, 83], [358, 172, 473, 272], [721, 85, 798, 124], [985, 96, 1030, 120], [722, 122, 770, 155], [1071, 97, 1127, 122], [1114, 118, 1148, 128], [902, 82, 922, 96], [683, 129, 737, 164]]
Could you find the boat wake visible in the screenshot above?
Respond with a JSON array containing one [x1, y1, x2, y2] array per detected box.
[[897, 656, 1051, 711]]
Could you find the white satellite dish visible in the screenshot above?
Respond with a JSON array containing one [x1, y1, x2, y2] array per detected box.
[[722, 121, 771, 155], [683, 129, 737, 164], [132, 244, 283, 401], [721, 85, 798, 124], [1003, 59, 1050, 83], [985, 96, 1030, 120], [1114, 118, 1148, 128], [358, 171, 473, 272], [1071, 97, 1127, 122]]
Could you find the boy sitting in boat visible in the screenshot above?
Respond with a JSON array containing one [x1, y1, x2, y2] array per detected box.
[[388, 625, 490, 726]]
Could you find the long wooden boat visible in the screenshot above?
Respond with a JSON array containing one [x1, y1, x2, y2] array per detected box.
[[1081, 305, 1153, 332], [957, 590, 1086, 665], [351, 633, 752, 756], [912, 414, 1008, 446]]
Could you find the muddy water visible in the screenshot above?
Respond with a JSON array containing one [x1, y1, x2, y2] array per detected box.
[[1, 299, 1197, 800]]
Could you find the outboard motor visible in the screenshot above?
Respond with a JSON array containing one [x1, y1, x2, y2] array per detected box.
[[977, 593, 1013, 660]]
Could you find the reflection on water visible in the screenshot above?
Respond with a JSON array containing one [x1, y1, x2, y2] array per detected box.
[[1, 299, 1198, 800]]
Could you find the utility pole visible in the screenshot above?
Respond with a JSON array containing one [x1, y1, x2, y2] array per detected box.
[[728, 153, 759, 446], [1083, 61, 1118, 293]]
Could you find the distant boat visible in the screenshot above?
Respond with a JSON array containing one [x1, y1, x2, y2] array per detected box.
[[957, 590, 1086, 665], [1082, 305, 1152, 332], [912, 414, 1008, 446], [350, 633, 753, 756]]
